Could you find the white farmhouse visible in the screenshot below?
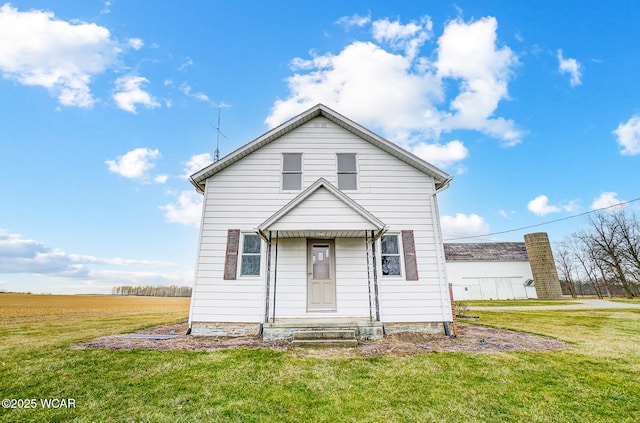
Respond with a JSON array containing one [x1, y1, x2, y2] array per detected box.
[[187, 104, 455, 339], [444, 242, 537, 301]]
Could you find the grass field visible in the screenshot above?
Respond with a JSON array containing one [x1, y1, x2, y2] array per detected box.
[[1, 294, 639, 422], [461, 299, 578, 307]]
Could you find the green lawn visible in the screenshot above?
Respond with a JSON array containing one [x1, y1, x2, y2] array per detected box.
[[463, 299, 577, 307], [1, 294, 639, 422], [611, 298, 640, 304]]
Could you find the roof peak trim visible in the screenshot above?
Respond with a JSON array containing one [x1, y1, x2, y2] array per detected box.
[[190, 103, 452, 192]]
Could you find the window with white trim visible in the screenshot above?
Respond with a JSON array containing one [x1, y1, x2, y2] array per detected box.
[[337, 153, 357, 190], [381, 234, 402, 276], [282, 153, 302, 190], [240, 234, 261, 276]]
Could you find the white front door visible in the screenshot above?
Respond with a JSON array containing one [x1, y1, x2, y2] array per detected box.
[[307, 240, 336, 311]]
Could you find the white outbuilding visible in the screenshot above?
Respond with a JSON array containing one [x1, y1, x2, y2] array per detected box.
[[444, 242, 537, 301]]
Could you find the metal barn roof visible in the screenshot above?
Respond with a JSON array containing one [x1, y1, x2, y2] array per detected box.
[[443, 242, 529, 262]]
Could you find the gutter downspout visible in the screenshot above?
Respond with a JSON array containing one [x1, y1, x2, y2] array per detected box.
[[431, 187, 455, 336], [187, 179, 208, 335]]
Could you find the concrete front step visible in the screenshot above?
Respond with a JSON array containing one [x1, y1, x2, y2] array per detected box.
[[292, 339, 358, 348], [262, 319, 383, 341], [293, 329, 356, 341]]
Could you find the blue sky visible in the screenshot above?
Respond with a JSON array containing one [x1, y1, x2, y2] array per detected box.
[[1, 1, 639, 294]]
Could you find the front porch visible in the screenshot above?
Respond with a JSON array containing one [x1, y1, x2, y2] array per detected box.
[[258, 178, 389, 325], [262, 318, 384, 341]]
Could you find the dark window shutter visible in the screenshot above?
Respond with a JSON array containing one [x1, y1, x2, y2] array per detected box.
[[223, 229, 240, 280], [402, 230, 419, 281]]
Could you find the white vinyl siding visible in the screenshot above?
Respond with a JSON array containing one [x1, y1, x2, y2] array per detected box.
[[190, 116, 451, 324], [267, 187, 377, 232]]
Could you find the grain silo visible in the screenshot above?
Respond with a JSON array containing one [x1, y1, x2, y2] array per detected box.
[[524, 232, 564, 299]]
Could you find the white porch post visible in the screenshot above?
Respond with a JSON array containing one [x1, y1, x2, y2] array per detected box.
[[272, 231, 279, 323], [365, 231, 373, 322], [264, 231, 272, 323], [371, 230, 381, 321]]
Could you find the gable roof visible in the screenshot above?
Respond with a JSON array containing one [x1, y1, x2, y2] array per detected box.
[[443, 242, 529, 262], [258, 178, 387, 238], [190, 104, 452, 193]]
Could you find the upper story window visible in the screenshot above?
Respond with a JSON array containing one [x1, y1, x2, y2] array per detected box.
[[282, 153, 302, 190], [337, 153, 357, 190]]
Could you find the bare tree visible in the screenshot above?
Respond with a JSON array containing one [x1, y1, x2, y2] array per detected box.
[[555, 240, 578, 298], [615, 211, 640, 294], [111, 285, 193, 297], [585, 212, 635, 299], [568, 232, 604, 299]]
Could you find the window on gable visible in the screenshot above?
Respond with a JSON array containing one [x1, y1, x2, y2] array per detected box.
[[240, 234, 261, 276], [282, 153, 302, 190], [381, 234, 402, 276], [337, 153, 357, 190]]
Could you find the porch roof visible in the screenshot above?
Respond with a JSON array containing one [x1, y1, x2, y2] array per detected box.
[[257, 178, 387, 239]]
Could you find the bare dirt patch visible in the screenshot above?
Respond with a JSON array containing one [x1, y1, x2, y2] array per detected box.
[[74, 321, 567, 357]]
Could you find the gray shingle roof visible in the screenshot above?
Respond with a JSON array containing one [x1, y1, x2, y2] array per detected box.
[[443, 242, 529, 262]]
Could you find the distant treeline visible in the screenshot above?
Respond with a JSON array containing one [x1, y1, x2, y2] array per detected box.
[[111, 285, 192, 297]]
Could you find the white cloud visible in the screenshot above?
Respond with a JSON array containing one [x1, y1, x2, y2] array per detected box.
[[180, 83, 210, 102], [266, 14, 521, 151], [183, 153, 213, 179], [372, 16, 432, 59], [527, 195, 577, 216], [101, 1, 112, 15], [613, 115, 640, 155], [557, 49, 582, 87], [527, 195, 561, 216], [562, 200, 579, 213], [591, 192, 627, 212], [335, 13, 371, 29], [266, 40, 443, 141], [160, 191, 203, 227], [128, 38, 144, 50], [154, 174, 168, 184], [0, 229, 176, 279], [436, 17, 521, 146], [499, 209, 515, 219], [0, 4, 120, 108], [112, 75, 160, 113], [179, 58, 193, 71], [441, 213, 490, 240], [410, 140, 469, 168], [105, 147, 161, 179]]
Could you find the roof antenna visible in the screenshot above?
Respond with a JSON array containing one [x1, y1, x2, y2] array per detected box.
[[210, 106, 227, 162]]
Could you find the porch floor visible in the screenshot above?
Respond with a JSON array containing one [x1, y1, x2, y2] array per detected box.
[[262, 318, 383, 341]]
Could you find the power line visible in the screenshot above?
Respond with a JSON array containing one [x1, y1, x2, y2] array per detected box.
[[442, 196, 640, 241]]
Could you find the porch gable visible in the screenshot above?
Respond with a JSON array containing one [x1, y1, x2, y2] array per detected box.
[[258, 178, 387, 238]]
